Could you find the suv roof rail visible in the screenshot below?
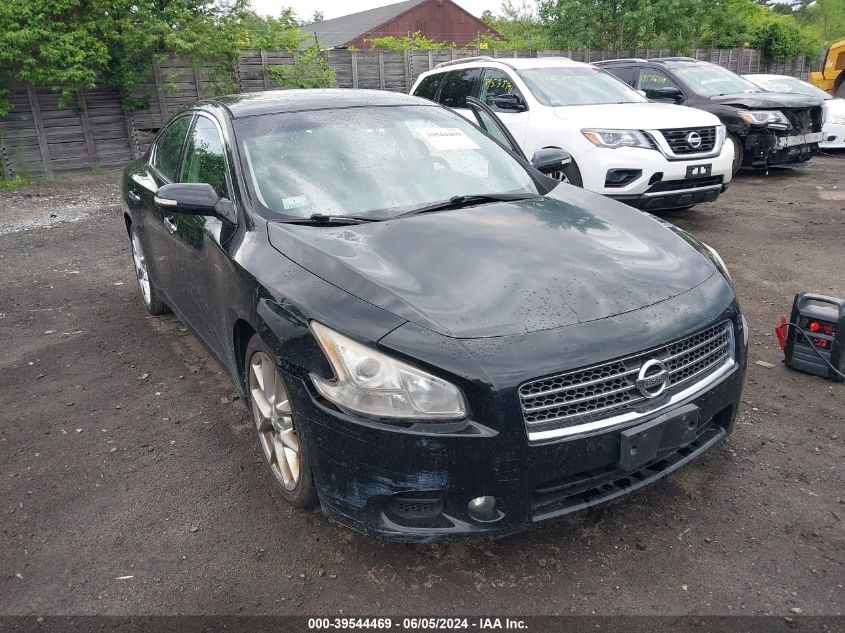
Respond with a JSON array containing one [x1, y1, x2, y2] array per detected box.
[[653, 56, 699, 62], [434, 56, 498, 69], [594, 58, 647, 64]]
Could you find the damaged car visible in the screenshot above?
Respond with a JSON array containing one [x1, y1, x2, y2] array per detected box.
[[597, 57, 825, 173], [122, 89, 748, 541]]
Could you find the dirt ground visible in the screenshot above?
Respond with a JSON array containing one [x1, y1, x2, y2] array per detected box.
[[1, 156, 843, 617]]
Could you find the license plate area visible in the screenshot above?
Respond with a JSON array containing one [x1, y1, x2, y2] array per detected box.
[[618, 404, 700, 472], [685, 163, 712, 178], [776, 132, 824, 149]]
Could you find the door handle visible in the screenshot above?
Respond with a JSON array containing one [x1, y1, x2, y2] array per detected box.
[[127, 190, 141, 203], [163, 216, 178, 235]]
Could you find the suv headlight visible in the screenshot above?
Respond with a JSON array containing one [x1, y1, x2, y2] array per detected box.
[[738, 110, 789, 129], [582, 129, 652, 150], [702, 243, 731, 282], [310, 322, 467, 420]]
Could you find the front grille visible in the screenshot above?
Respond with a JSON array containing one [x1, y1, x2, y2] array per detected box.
[[658, 127, 717, 154], [519, 321, 733, 434], [647, 176, 723, 193], [782, 108, 816, 134]]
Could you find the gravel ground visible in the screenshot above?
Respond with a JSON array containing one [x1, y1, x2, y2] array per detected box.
[[0, 159, 843, 616]]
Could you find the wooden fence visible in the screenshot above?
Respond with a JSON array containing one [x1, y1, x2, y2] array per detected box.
[[0, 47, 824, 179]]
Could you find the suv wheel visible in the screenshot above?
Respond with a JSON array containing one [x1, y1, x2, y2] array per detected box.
[[549, 159, 583, 187]]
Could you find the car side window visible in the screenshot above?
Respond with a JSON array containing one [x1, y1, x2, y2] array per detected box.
[[636, 69, 681, 100], [152, 116, 192, 181], [438, 68, 482, 109], [479, 69, 523, 111], [473, 108, 514, 149], [181, 116, 229, 199], [604, 66, 635, 85], [414, 74, 445, 101]]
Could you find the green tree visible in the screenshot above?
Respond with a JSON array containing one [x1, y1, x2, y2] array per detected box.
[[0, 0, 330, 116], [481, 0, 549, 49], [365, 31, 453, 50]]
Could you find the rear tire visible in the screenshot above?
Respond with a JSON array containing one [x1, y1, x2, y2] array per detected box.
[[836, 80, 845, 99], [245, 335, 318, 508], [549, 159, 583, 187], [728, 134, 744, 176], [129, 226, 169, 315]]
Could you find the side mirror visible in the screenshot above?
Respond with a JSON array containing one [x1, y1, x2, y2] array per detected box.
[[154, 183, 236, 223], [655, 86, 684, 103], [530, 148, 572, 175], [492, 93, 527, 112]]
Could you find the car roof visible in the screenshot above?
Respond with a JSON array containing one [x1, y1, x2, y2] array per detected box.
[[200, 89, 429, 119], [596, 57, 702, 66], [743, 73, 795, 81], [428, 56, 586, 73]]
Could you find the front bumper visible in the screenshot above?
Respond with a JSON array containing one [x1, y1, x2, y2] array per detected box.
[[743, 130, 823, 166], [289, 319, 747, 542], [820, 121, 845, 149], [577, 144, 734, 210]]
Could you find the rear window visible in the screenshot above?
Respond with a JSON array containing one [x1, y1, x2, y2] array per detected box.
[[438, 68, 481, 108], [414, 74, 445, 101]]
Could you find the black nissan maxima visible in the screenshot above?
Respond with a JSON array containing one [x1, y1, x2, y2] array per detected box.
[[121, 89, 747, 541]]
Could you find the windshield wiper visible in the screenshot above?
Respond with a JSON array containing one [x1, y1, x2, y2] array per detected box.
[[392, 193, 537, 219], [275, 213, 377, 226]]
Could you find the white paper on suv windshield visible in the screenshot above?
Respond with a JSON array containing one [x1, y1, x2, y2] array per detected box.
[[417, 127, 480, 151]]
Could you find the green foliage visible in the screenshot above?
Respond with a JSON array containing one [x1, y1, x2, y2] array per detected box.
[[751, 15, 819, 60], [366, 31, 453, 51], [0, 1, 332, 115], [798, 0, 845, 46], [481, 1, 550, 49], [0, 174, 30, 190], [267, 47, 335, 88]]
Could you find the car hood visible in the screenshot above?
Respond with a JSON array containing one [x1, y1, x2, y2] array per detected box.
[[266, 189, 718, 339], [553, 102, 719, 128], [708, 92, 823, 109]]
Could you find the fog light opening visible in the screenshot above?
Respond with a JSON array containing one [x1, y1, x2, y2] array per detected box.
[[467, 496, 504, 523]]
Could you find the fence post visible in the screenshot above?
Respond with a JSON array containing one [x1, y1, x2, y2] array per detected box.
[[378, 51, 386, 90], [403, 50, 410, 93], [351, 51, 359, 89], [77, 89, 98, 170], [26, 86, 52, 177], [192, 65, 204, 99], [151, 57, 169, 123], [260, 50, 271, 89]]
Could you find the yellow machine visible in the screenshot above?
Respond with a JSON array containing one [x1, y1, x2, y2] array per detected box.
[[809, 40, 845, 98]]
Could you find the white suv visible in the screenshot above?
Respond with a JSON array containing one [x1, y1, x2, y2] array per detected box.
[[411, 57, 734, 211]]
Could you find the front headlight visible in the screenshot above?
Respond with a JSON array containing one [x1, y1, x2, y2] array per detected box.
[[737, 110, 789, 129], [702, 243, 731, 282], [309, 322, 467, 420], [582, 129, 652, 150]]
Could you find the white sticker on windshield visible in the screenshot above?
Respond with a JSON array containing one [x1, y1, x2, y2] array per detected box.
[[417, 127, 480, 151], [282, 196, 308, 210]]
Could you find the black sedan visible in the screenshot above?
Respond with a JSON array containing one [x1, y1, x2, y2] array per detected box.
[[121, 89, 748, 541]]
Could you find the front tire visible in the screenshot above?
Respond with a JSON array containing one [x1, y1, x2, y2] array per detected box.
[[245, 335, 318, 508], [129, 226, 169, 315], [549, 158, 583, 187]]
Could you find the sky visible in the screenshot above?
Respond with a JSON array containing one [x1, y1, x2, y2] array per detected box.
[[249, 0, 491, 22]]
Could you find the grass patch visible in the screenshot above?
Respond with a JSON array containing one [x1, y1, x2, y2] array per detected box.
[[0, 175, 30, 191]]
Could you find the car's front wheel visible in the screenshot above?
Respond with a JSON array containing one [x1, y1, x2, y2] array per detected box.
[[246, 335, 318, 508], [129, 226, 169, 315], [548, 157, 583, 187]]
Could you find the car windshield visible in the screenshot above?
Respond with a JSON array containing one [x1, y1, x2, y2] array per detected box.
[[234, 105, 539, 220], [516, 66, 646, 106], [746, 75, 832, 100], [669, 63, 761, 97]]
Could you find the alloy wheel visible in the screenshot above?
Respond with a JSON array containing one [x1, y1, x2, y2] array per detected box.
[[249, 351, 301, 491], [131, 232, 151, 305], [549, 170, 570, 184]]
